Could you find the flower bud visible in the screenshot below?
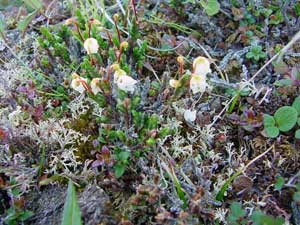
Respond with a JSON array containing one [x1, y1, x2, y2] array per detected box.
[[89, 18, 101, 26], [113, 14, 119, 21], [120, 41, 129, 50], [177, 55, 185, 64]]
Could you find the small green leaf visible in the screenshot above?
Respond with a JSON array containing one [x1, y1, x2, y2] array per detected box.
[[251, 211, 284, 225], [264, 126, 279, 138], [295, 3, 300, 17], [18, 10, 38, 34], [216, 171, 242, 201], [146, 137, 156, 146], [295, 129, 300, 139], [246, 52, 254, 59], [292, 96, 300, 115], [274, 106, 298, 132], [274, 176, 285, 191], [275, 79, 293, 87], [61, 180, 82, 225], [159, 128, 171, 138], [227, 202, 246, 223], [118, 151, 130, 161], [200, 0, 220, 16], [250, 210, 265, 225], [19, 210, 33, 221], [298, 117, 300, 126], [114, 163, 125, 178], [263, 114, 275, 127]]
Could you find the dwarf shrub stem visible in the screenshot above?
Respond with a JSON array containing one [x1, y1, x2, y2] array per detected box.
[[117, 47, 123, 64], [104, 29, 113, 45], [88, 23, 92, 38], [113, 15, 121, 44], [79, 79, 94, 96], [74, 23, 85, 42], [177, 56, 185, 78]]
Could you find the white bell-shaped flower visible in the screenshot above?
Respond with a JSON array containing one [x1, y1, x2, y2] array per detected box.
[[71, 73, 88, 94], [91, 78, 101, 95], [193, 56, 211, 77], [84, 38, 99, 54], [184, 109, 197, 123], [116, 74, 137, 93], [190, 74, 208, 94]]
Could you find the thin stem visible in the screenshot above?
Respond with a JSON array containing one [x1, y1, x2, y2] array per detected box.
[[104, 29, 113, 45], [0, 32, 8, 44], [131, 0, 138, 23], [74, 23, 85, 42], [179, 63, 183, 78], [106, 66, 112, 82], [113, 17, 121, 44], [88, 23, 91, 38], [79, 79, 94, 96], [89, 54, 95, 66], [117, 47, 123, 64]]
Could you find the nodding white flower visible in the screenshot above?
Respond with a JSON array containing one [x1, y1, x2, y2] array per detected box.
[[71, 73, 88, 94], [193, 56, 211, 77], [91, 78, 101, 95], [84, 38, 99, 54], [190, 74, 208, 94], [112, 66, 137, 93], [116, 74, 137, 93], [113, 68, 127, 83], [184, 109, 197, 123], [169, 79, 180, 88]]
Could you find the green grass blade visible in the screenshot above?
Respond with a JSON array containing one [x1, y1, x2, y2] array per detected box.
[[61, 180, 82, 225]]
